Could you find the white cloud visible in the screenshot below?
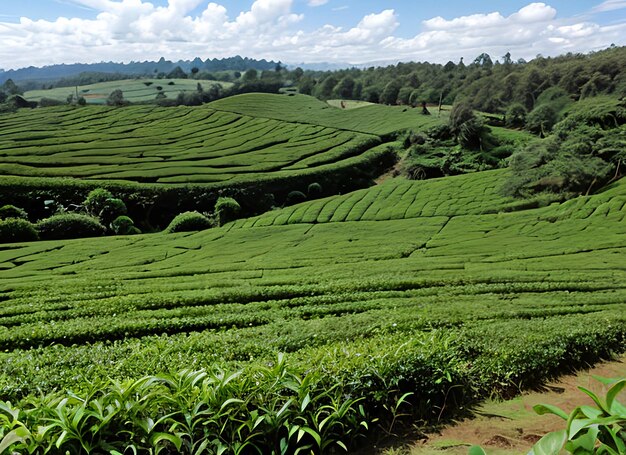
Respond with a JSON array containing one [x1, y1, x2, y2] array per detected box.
[[0, 2, 623, 69], [307, 0, 328, 6], [592, 0, 626, 12]]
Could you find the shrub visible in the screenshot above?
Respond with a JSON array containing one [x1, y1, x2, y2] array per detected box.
[[111, 216, 139, 235], [37, 214, 106, 240], [106, 89, 127, 107], [166, 211, 212, 233], [286, 191, 307, 205], [505, 103, 527, 128], [100, 198, 127, 225], [0, 218, 39, 243], [83, 189, 127, 224], [0, 204, 28, 220], [214, 197, 241, 226], [307, 182, 323, 198], [526, 104, 558, 136], [84, 188, 114, 215]]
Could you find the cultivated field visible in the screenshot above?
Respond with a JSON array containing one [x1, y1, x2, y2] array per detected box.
[[0, 94, 437, 184], [24, 78, 232, 104], [2, 170, 625, 398], [1, 91, 625, 453]]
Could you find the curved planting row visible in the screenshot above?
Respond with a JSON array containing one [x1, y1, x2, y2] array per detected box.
[[0, 103, 380, 184]]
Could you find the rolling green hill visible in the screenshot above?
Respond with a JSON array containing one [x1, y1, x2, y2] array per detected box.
[[1, 91, 625, 453], [0, 93, 439, 185], [1, 170, 625, 403], [24, 78, 232, 105]]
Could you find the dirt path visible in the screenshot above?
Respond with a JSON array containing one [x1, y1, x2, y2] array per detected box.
[[410, 357, 626, 455]]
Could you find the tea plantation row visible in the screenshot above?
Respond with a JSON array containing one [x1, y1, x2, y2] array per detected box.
[[1, 172, 625, 405]]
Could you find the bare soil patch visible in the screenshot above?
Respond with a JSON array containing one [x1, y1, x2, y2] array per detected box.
[[409, 356, 626, 455]]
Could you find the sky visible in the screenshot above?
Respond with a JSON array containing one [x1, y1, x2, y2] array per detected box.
[[0, 0, 624, 70]]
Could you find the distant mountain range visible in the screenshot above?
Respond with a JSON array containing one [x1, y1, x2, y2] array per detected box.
[[0, 56, 281, 84]]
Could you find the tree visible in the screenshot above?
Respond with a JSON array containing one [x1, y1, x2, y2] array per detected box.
[[191, 67, 200, 76], [166, 66, 187, 79], [380, 81, 401, 105], [526, 104, 558, 136], [106, 89, 127, 106], [298, 76, 316, 95], [506, 103, 527, 128], [502, 52, 513, 67], [333, 77, 355, 99], [473, 53, 493, 69], [242, 69, 258, 83], [2, 79, 22, 95], [316, 75, 338, 99], [292, 67, 304, 81]]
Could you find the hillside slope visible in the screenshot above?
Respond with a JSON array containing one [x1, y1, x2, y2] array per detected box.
[[1, 171, 625, 400]]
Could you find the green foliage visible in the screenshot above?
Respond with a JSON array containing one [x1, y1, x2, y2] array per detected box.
[[0, 205, 28, 220], [527, 104, 558, 136], [36, 213, 106, 240], [295, 46, 624, 113], [287, 191, 307, 205], [166, 211, 212, 233], [83, 188, 127, 224], [505, 99, 623, 198], [307, 182, 323, 198], [110, 215, 139, 235], [530, 376, 626, 454], [505, 102, 527, 128], [0, 218, 38, 243], [214, 197, 241, 226], [106, 89, 127, 106], [0, 357, 374, 454]]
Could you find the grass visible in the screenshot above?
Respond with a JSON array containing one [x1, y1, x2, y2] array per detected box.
[[24, 78, 233, 105], [326, 99, 374, 109], [210, 94, 443, 137]]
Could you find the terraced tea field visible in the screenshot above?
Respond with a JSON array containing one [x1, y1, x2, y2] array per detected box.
[[1, 94, 625, 453], [0, 102, 381, 184], [24, 78, 231, 105], [1, 170, 625, 399], [0, 94, 438, 192]]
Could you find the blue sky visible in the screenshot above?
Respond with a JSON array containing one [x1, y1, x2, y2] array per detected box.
[[0, 1, 624, 69]]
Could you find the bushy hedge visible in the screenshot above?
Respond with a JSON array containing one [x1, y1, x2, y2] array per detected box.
[[166, 211, 212, 233], [111, 216, 140, 235], [214, 197, 241, 226], [36, 213, 106, 240], [0, 204, 28, 220], [0, 218, 39, 243], [286, 191, 307, 205], [0, 143, 397, 229]]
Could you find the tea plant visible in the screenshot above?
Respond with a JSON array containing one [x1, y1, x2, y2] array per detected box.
[[531, 376, 626, 455]]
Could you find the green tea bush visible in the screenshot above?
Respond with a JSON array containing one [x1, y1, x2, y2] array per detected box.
[[214, 197, 241, 226], [0, 218, 38, 243], [530, 376, 625, 454], [166, 212, 212, 233], [286, 191, 307, 205], [307, 182, 323, 198], [36, 214, 106, 240], [83, 189, 127, 224], [0, 205, 28, 220], [84, 188, 114, 216], [110, 216, 139, 235]]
